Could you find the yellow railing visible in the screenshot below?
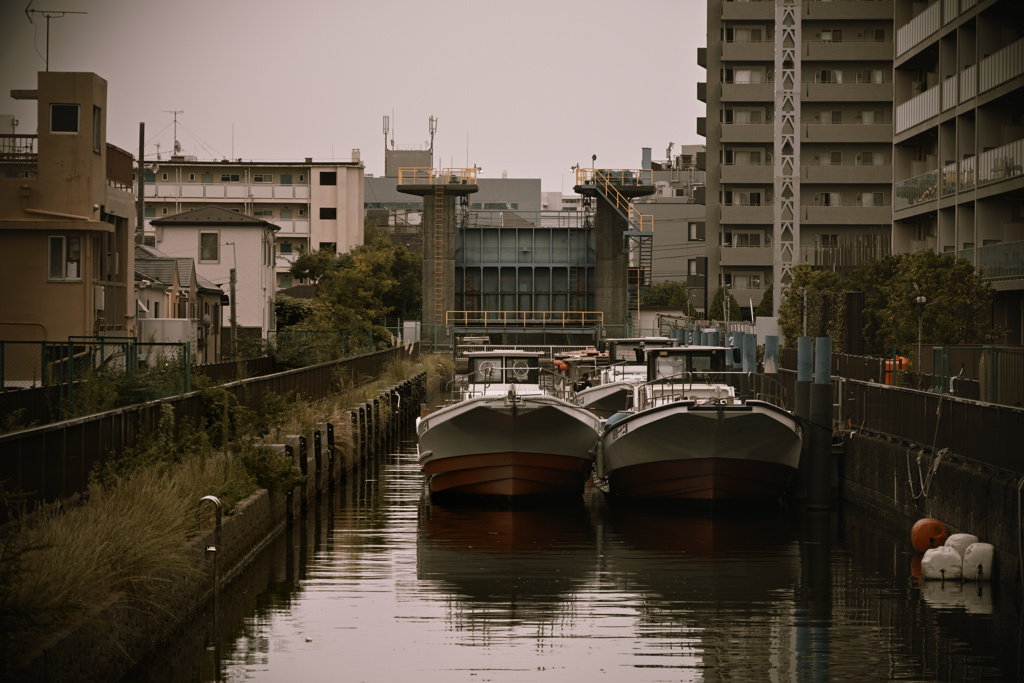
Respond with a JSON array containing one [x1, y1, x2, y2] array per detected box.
[[397, 167, 479, 185], [446, 311, 605, 327], [574, 168, 654, 232]]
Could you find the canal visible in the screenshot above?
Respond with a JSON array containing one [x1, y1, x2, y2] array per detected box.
[[131, 436, 1021, 682]]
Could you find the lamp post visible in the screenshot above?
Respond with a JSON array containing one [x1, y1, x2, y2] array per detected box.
[[913, 282, 926, 389]]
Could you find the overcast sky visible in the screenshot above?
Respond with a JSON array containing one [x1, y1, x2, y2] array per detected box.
[[1, 0, 708, 192]]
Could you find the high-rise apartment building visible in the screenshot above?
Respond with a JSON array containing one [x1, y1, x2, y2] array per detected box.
[[892, 0, 1024, 344], [700, 0, 894, 314]]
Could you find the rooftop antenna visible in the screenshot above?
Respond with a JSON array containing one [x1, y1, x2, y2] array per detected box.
[[164, 110, 183, 156], [429, 115, 437, 159], [383, 114, 389, 153], [25, 8, 86, 71]]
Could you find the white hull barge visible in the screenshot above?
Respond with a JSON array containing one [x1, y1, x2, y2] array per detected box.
[[598, 344, 802, 503], [418, 351, 601, 498]]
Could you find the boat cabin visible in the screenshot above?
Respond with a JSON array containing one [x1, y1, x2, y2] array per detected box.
[[465, 350, 543, 387], [646, 346, 743, 381]]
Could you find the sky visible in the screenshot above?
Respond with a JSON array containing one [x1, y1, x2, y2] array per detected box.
[[1, 0, 708, 193]]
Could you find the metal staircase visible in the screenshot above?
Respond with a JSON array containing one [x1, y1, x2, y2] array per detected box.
[[577, 169, 653, 332]]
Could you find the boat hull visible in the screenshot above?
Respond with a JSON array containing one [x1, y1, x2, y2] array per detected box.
[[601, 400, 801, 502], [419, 394, 601, 498]]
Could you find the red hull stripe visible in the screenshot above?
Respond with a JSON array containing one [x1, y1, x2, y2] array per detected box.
[[423, 451, 593, 497]]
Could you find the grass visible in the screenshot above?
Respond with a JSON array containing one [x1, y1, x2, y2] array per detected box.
[[0, 357, 429, 674]]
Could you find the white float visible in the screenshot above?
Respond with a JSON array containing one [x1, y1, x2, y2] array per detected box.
[[962, 542, 994, 582], [945, 533, 979, 559], [921, 546, 963, 581]]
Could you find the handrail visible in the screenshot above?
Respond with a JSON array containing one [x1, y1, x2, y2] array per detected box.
[[446, 311, 605, 327], [574, 168, 654, 232], [397, 167, 478, 185]]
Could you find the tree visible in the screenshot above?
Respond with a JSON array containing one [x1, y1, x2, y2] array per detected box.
[[778, 264, 845, 349], [274, 294, 315, 330], [754, 283, 774, 317], [708, 286, 742, 323], [289, 249, 351, 284], [641, 281, 697, 315]]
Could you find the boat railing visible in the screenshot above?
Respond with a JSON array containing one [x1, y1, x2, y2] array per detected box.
[[448, 364, 572, 401]]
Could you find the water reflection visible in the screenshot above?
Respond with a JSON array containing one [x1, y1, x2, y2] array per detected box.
[[124, 437, 1021, 682]]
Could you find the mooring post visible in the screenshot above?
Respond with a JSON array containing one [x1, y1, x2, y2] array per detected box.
[[742, 332, 756, 400], [795, 337, 813, 500], [764, 335, 780, 404], [808, 336, 834, 510], [197, 495, 222, 656]]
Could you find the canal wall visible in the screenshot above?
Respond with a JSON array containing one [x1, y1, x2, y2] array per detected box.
[[10, 373, 427, 683], [843, 432, 1021, 591]]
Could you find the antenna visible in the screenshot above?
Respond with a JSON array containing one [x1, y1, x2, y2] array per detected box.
[[164, 110, 183, 156], [25, 8, 87, 71]]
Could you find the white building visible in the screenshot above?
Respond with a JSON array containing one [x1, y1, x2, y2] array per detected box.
[[141, 154, 364, 290], [151, 206, 278, 351]]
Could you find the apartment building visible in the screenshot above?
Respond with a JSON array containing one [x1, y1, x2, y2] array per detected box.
[[700, 0, 895, 314], [141, 155, 363, 290], [892, 0, 1024, 344]]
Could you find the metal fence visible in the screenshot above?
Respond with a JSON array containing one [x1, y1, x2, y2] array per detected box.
[[0, 345, 418, 520]]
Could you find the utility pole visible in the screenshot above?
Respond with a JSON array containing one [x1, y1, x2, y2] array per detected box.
[[136, 122, 144, 245], [229, 268, 237, 357]]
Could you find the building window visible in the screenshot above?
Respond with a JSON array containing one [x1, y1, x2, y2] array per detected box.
[[200, 232, 219, 262], [821, 234, 839, 248], [857, 69, 883, 84], [201, 173, 213, 183], [816, 70, 843, 84], [319, 242, 337, 253], [298, 209, 305, 217], [144, 235, 156, 247], [280, 208, 293, 218], [320, 207, 337, 219], [298, 174, 305, 182], [280, 242, 293, 254], [220, 173, 241, 182], [724, 190, 762, 206], [188, 173, 196, 181], [815, 192, 841, 206], [830, 111, 843, 125], [857, 151, 875, 165], [51, 104, 79, 133], [688, 221, 705, 241], [161, 207, 168, 215], [48, 236, 81, 280], [280, 174, 292, 185], [280, 276, 293, 288], [254, 208, 274, 217], [161, 172, 168, 181], [253, 174, 273, 183], [820, 29, 843, 43], [688, 259, 698, 276], [92, 105, 101, 152], [829, 151, 842, 166], [144, 207, 156, 218], [320, 171, 337, 185], [874, 28, 885, 42]]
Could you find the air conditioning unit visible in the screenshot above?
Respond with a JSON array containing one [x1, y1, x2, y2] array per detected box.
[[94, 285, 105, 311]]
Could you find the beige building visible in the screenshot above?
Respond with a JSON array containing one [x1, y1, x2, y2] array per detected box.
[[892, 0, 1024, 344], [0, 72, 136, 358], [699, 0, 894, 314], [141, 155, 363, 290]]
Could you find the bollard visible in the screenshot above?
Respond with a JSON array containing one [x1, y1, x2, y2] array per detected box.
[[312, 427, 323, 495]]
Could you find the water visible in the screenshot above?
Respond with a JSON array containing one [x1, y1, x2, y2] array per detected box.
[[132, 437, 1022, 682]]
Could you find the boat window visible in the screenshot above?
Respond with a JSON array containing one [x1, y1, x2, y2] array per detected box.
[[690, 355, 713, 372], [656, 356, 687, 378], [506, 358, 538, 384], [473, 359, 501, 383]]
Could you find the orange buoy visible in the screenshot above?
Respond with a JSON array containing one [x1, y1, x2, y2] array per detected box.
[[911, 518, 948, 553]]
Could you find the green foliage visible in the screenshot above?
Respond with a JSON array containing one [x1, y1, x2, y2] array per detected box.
[[236, 445, 306, 494], [778, 253, 1000, 357], [642, 281, 697, 315], [755, 283, 774, 317], [289, 248, 350, 283], [708, 286, 742, 322], [275, 294, 315, 330]]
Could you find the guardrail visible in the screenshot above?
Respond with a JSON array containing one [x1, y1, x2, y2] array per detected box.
[[0, 345, 417, 520], [446, 310, 605, 328], [397, 167, 478, 185]]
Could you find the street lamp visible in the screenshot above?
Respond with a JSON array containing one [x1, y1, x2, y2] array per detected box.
[[913, 282, 927, 388]]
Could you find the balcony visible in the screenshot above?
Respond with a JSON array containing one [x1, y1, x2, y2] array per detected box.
[[720, 204, 773, 224], [719, 245, 773, 267], [895, 170, 937, 210], [799, 242, 892, 272], [979, 36, 1024, 95], [802, 123, 892, 143], [976, 139, 1024, 188], [721, 163, 773, 184], [722, 82, 773, 102], [803, 40, 892, 62], [697, 47, 706, 69], [896, 140, 1024, 211], [896, 0, 940, 58], [722, 1, 773, 21], [146, 182, 311, 201], [697, 82, 707, 103], [0, 134, 38, 178], [895, 87, 940, 135], [721, 123, 773, 144], [959, 240, 1024, 281], [800, 162, 892, 183], [802, 204, 892, 224], [697, 117, 706, 137], [804, 0, 893, 20], [274, 219, 311, 235], [722, 41, 773, 62], [804, 81, 892, 102]]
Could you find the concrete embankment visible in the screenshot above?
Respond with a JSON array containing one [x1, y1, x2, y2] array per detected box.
[[842, 432, 1021, 591], [11, 373, 427, 683]]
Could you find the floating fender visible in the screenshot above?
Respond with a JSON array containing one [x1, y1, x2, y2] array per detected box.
[[921, 546, 963, 581], [945, 533, 979, 559], [910, 555, 922, 580], [911, 518, 948, 553], [962, 543, 994, 582]]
